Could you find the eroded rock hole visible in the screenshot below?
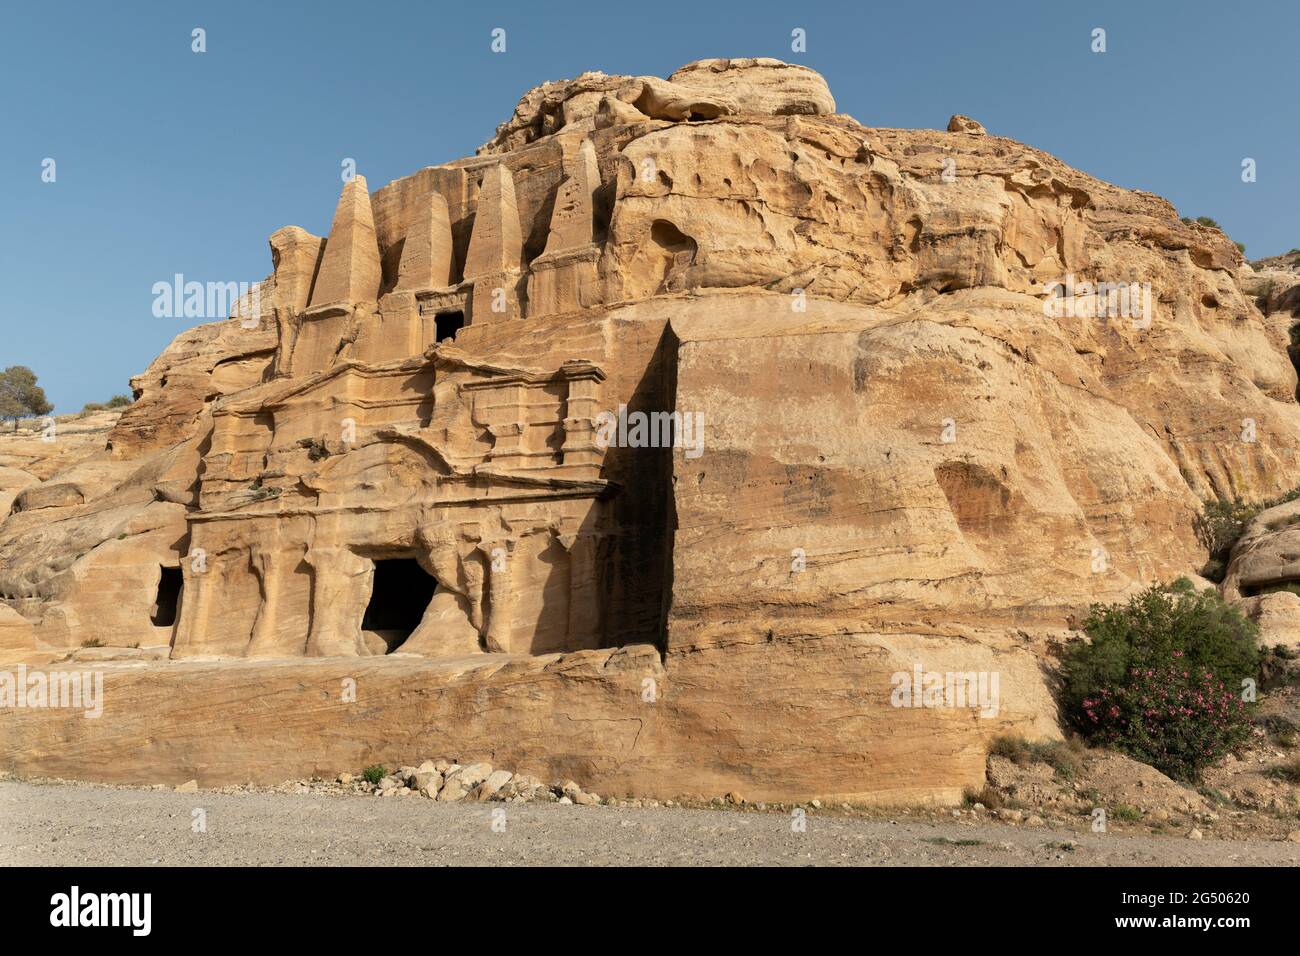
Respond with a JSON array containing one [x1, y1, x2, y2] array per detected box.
[[435, 310, 465, 343], [650, 219, 696, 289], [362, 558, 437, 652], [380, 239, 406, 296], [151, 566, 183, 628]]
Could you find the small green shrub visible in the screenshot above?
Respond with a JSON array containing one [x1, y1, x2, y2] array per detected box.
[[1255, 714, 1297, 750], [361, 765, 386, 785], [1257, 582, 1300, 598], [988, 734, 1031, 763], [1198, 786, 1231, 806], [1199, 558, 1227, 583], [1258, 713, 1297, 733], [1196, 500, 1263, 568], [81, 395, 132, 413], [297, 437, 331, 462], [1267, 756, 1300, 783], [1062, 579, 1260, 781], [1113, 803, 1143, 822], [962, 785, 1003, 809], [1262, 512, 1300, 532], [1037, 739, 1086, 779], [1195, 486, 1300, 580], [988, 734, 1085, 779]]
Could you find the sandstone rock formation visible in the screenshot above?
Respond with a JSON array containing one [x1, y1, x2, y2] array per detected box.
[[0, 604, 37, 661], [947, 114, 987, 135], [3, 58, 1299, 803]]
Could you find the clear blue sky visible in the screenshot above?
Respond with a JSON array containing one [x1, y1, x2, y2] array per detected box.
[[3, 0, 1296, 413]]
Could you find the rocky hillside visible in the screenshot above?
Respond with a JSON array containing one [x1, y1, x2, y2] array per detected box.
[[1251, 250, 1300, 275], [3, 58, 1299, 804]]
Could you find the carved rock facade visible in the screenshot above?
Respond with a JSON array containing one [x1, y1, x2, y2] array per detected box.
[[3, 58, 1298, 802]]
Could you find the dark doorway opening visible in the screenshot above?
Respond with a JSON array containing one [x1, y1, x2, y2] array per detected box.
[[435, 310, 465, 343], [362, 558, 437, 652], [151, 566, 183, 627]]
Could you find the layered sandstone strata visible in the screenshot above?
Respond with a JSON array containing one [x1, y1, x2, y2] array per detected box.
[[2, 57, 1297, 801]]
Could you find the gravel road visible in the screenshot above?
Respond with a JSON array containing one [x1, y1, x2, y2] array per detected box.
[[4, 780, 1298, 866]]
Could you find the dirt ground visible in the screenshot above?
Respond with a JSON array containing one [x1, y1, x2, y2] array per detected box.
[[3, 777, 1297, 867]]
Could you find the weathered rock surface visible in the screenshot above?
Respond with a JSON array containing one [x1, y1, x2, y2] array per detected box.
[[0, 638, 1054, 804], [947, 114, 987, 135], [667, 58, 835, 116], [0, 605, 36, 659], [3, 58, 1300, 802]]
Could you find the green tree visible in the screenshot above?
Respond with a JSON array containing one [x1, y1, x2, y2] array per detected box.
[[0, 366, 54, 431]]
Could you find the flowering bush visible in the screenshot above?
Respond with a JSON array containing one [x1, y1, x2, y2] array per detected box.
[[1079, 664, 1250, 781], [1062, 579, 1260, 781]]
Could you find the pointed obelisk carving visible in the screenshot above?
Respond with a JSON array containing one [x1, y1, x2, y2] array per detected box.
[[463, 164, 523, 279], [308, 175, 382, 307], [527, 137, 603, 317], [266, 225, 324, 377], [464, 163, 524, 321], [396, 191, 454, 291], [544, 138, 600, 254]]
